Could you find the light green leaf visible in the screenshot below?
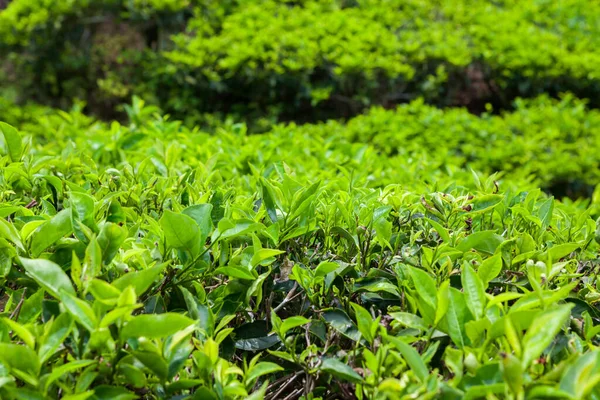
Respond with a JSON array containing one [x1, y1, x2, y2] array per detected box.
[[1, 318, 35, 349], [389, 312, 428, 331], [246, 362, 283, 385], [97, 222, 127, 265], [112, 262, 168, 295], [478, 254, 502, 288], [408, 267, 437, 309], [351, 302, 374, 344], [521, 304, 573, 368], [39, 313, 73, 363], [425, 218, 450, 243], [457, 231, 504, 255], [320, 357, 362, 384], [182, 204, 213, 239], [279, 316, 310, 337], [160, 210, 201, 252], [470, 194, 503, 214], [461, 262, 486, 320], [385, 335, 428, 382], [20, 257, 75, 299], [214, 266, 256, 280], [250, 248, 284, 267], [60, 290, 98, 332], [559, 351, 600, 398], [29, 209, 72, 257], [70, 192, 97, 242], [121, 313, 195, 339], [0, 122, 22, 162], [314, 261, 339, 278]]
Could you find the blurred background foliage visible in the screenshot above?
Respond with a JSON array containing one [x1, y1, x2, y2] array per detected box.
[[2, 0, 600, 130]]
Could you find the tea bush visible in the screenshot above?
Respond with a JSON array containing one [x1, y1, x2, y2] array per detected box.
[[2, 0, 600, 123], [2, 96, 600, 399], [164, 0, 600, 121]]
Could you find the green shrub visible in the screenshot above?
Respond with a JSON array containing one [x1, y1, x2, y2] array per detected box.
[[2, 0, 600, 123], [1, 97, 600, 398], [160, 0, 600, 123]]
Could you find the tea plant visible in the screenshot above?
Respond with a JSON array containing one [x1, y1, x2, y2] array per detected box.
[[2, 0, 600, 123], [1, 96, 600, 399]]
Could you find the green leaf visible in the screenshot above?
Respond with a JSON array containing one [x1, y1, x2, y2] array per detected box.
[[160, 210, 201, 252], [408, 267, 437, 310], [112, 262, 168, 295], [182, 204, 213, 239], [521, 304, 573, 368], [559, 351, 600, 398], [351, 302, 374, 344], [132, 351, 169, 381], [89, 279, 121, 305], [62, 392, 95, 400], [214, 266, 256, 280], [457, 231, 504, 255], [385, 335, 428, 382], [237, 335, 281, 353], [440, 288, 471, 348], [501, 352, 524, 397], [97, 222, 127, 264], [83, 236, 102, 283], [38, 313, 73, 363], [322, 309, 361, 341], [43, 360, 96, 391], [91, 385, 137, 400], [279, 316, 310, 337], [245, 267, 270, 309], [59, 290, 98, 332], [70, 192, 97, 242], [374, 217, 392, 249], [470, 194, 503, 214], [435, 280, 451, 325], [320, 357, 362, 384], [180, 287, 213, 335], [352, 278, 401, 297], [0, 218, 24, 251], [314, 261, 339, 278], [0, 343, 40, 377], [544, 243, 580, 262], [259, 178, 279, 223], [425, 218, 450, 243], [250, 248, 285, 267], [121, 313, 195, 339], [289, 181, 320, 221], [217, 219, 263, 241], [478, 254, 502, 288], [246, 362, 283, 385], [20, 257, 76, 299], [538, 197, 554, 230], [461, 262, 486, 320], [0, 121, 22, 162], [29, 209, 73, 257], [1, 318, 35, 349], [388, 312, 428, 331]]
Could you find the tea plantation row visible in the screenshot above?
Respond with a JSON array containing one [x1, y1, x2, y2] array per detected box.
[[1, 0, 600, 124], [1, 96, 600, 399]]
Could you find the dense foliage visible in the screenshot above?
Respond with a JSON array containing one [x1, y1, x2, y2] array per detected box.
[[1, 95, 600, 399], [2, 0, 600, 125], [3, 0, 600, 399]]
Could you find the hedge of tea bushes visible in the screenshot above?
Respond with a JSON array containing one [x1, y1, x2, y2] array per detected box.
[[2, 0, 600, 123], [334, 95, 600, 196], [2, 98, 600, 399], [4, 93, 600, 199]]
